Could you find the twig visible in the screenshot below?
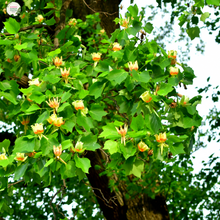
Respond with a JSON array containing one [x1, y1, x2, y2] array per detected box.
[[8, 179, 25, 188], [99, 148, 110, 166], [82, 0, 117, 17], [1, 24, 48, 36]]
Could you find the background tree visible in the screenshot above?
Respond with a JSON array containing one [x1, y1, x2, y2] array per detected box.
[[0, 0, 219, 220]]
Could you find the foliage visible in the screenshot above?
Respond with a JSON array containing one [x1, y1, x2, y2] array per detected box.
[[0, 0, 219, 219]]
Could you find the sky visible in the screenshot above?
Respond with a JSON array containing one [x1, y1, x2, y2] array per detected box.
[[121, 0, 220, 174]]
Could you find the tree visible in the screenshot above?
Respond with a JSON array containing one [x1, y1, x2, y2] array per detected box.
[[0, 0, 218, 219]]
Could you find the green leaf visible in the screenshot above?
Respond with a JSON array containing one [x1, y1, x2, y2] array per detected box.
[[29, 92, 46, 104], [200, 12, 210, 22], [44, 158, 54, 167], [62, 118, 75, 132], [89, 104, 107, 121], [61, 139, 73, 150], [4, 18, 20, 34], [14, 163, 29, 180], [43, 75, 60, 84], [187, 26, 200, 40], [103, 140, 119, 154], [26, 104, 41, 112], [24, 0, 33, 9], [13, 137, 35, 153], [120, 142, 136, 160], [157, 83, 174, 96], [107, 70, 128, 85], [0, 39, 13, 45], [89, 82, 106, 99], [99, 123, 119, 139], [0, 139, 10, 152], [186, 106, 196, 115], [45, 18, 56, 26], [206, 0, 220, 5], [61, 92, 72, 103], [0, 92, 17, 105], [74, 155, 91, 173], [79, 90, 89, 99], [139, 71, 150, 83], [37, 111, 50, 123], [170, 144, 185, 156], [44, 2, 54, 8], [57, 103, 70, 112], [150, 111, 162, 134], [76, 115, 94, 131], [127, 4, 139, 17], [48, 48, 61, 57], [131, 159, 144, 178], [14, 43, 28, 51], [0, 81, 11, 91], [130, 115, 144, 131], [144, 22, 154, 34]]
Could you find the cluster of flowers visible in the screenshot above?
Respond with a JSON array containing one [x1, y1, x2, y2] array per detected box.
[[115, 124, 168, 155], [168, 50, 179, 76]]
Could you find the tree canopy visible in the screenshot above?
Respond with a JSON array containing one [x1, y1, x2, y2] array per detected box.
[[0, 0, 219, 219]]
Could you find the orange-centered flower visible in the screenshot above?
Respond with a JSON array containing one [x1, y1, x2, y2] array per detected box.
[[46, 97, 60, 113], [21, 117, 30, 125], [168, 50, 177, 59], [28, 78, 40, 86], [169, 66, 179, 76], [31, 123, 44, 135], [121, 18, 129, 28], [91, 53, 102, 62], [138, 141, 149, 152], [54, 57, 62, 67], [35, 15, 44, 23], [72, 141, 85, 153], [53, 117, 65, 127], [113, 42, 122, 51], [128, 61, 138, 71], [155, 132, 167, 143], [0, 153, 7, 160], [14, 153, 28, 162], [53, 145, 62, 157], [115, 124, 128, 145], [72, 100, 84, 110], [47, 113, 57, 124], [68, 18, 77, 26], [140, 91, 152, 103], [100, 29, 105, 34]]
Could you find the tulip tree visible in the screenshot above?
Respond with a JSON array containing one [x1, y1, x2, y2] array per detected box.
[[0, 0, 210, 219]]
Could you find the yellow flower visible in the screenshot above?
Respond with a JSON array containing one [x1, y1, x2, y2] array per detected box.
[[14, 153, 28, 162], [120, 18, 129, 28], [169, 66, 179, 76], [115, 124, 128, 145], [61, 67, 70, 84], [21, 117, 30, 125], [100, 29, 105, 34], [53, 145, 62, 157], [35, 15, 44, 23], [53, 116, 65, 127], [112, 42, 122, 51], [68, 18, 77, 26], [72, 100, 84, 110], [128, 61, 138, 71], [81, 108, 88, 117], [31, 123, 44, 135], [168, 50, 177, 59], [0, 153, 7, 160], [72, 141, 85, 153], [28, 78, 40, 86], [138, 141, 149, 152], [47, 113, 57, 124], [91, 53, 102, 62], [54, 57, 62, 67], [140, 91, 152, 103], [46, 97, 60, 112], [155, 132, 167, 143]]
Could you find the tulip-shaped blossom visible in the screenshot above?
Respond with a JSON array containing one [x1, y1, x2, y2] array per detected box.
[[112, 42, 122, 51], [47, 113, 57, 124], [115, 124, 128, 145], [168, 50, 177, 59], [0, 148, 7, 160], [72, 100, 84, 111], [128, 61, 138, 71], [46, 97, 60, 113], [14, 153, 28, 162], [68, 18, 77, 26], [35, 15, 44, 23], [91, 52, 102, 62], [61, 67, 70, 84], [31, 123, 45, 140], [138, 141, 149, 152], [155, 132, 167, 143], [72, 141, 86, 153], [53, 145, 67, 164], [53, 116, 65, 127], [120, 18, 129, 28], [100, 29, 105, 34], [169, 66, 179, 76], [180, 95, 190, 106], [140, 91, 152, 103], [28, 78, 40, 86], [21, 117, 30, 134], [54, 57, 62, 67]]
